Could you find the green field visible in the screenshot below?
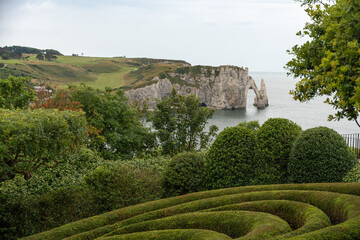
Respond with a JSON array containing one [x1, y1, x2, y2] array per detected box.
[[0, 55, 188, 90]]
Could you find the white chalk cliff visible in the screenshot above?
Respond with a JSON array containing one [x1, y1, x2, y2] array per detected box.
[[125, 65, 269, 110]]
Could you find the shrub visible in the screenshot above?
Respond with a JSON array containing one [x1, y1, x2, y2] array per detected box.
[[343, 163, 360, 183], [237, 120, 260, 132], [288, 127, 357, 183], [120, 155, 171, 174], [0, 109, 87, 182], [204, 126, 256, 189], [163, 152, 206, 197], [0, 185, 96, 240], [23, 183, 360, 240], [254, 118, 302, 184], [0, 147, 105, 197], [84, 164, 163, 212]]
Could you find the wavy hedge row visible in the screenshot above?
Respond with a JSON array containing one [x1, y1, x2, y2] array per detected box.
[[22, 183, 360, 240]]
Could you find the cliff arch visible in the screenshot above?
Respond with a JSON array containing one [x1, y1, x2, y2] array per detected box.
[[246, 77, 269, 109]]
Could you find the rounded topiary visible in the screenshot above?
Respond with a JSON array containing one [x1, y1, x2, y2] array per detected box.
[[163, 152, 206, 197], [204, 126, 256, 190], [254, 118, 302, 184], [343, 163, 360, 183], [288, 127, 357, 183]]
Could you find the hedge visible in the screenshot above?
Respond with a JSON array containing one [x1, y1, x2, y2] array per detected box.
[[23, 183, 360, 240]]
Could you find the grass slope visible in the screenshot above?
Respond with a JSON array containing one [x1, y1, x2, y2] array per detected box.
[[0, 55, 189, 90], [22, 183, 360, 240]]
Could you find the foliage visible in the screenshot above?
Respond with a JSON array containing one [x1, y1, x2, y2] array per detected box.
[[31, 88, 81, 111], [204, 126, 256, 189], [23, 183, 360, 240], [120, 155, 171, 173], [0, 45, 62, 56], [163, 152, 206, 197], [84, 164, 163, 212], [0, 75, 35, 109], [69, 85, 155, 159], [343, 163, 360, 183], [0, 147, 104, 197], [129, 98, 151, 124], [0, 109, 87, 182], [288, 127, 357, 183], [254, 118, 302, 184], [286, 0, 360, 124], [0, 185, 95, 240], [31, 88, 105, 153], [152, 88, 217, 155], [237, 120, 261, 132]]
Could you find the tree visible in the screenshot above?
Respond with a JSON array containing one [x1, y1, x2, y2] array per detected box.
[[0, 76, 35, 109], [0, 109, 88, 182], [286, 0, 360, 126], [152, 88, 218, 155], [31, 88, 81, 111], [69, 85, 155, 159], [36, 53, 44, 60]]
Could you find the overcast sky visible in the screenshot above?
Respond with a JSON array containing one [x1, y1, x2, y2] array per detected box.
[[0, 0, 309, 72]]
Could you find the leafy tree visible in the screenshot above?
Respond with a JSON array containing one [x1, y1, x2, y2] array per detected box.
[[0, 76, 35, 109], [152, 88, 218, 155], [69, 85, 155, 159], [286, 0, 360, 126], [31, 88, 81, 111], [0, 109, 87, 182], [36, 53, 44, 61]]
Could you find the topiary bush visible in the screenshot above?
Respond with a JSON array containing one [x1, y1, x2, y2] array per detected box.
[[254, 118, 302, 184], [163, 152, 206, 197], [204, 126, 256, 190], [288, 127, 357, 183], [237, 120, 260, 132], [343, 163, 360, 183]]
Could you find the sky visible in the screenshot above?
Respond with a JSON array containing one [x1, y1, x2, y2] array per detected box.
[[0, 0, 309, 72]]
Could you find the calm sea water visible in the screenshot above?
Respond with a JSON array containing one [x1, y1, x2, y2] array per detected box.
[[207, 72, 360, 134]]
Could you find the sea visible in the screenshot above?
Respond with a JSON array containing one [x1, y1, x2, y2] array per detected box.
[[207, 72, 360, 135]]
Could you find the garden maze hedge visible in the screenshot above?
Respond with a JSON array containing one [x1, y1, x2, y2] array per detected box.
[[23, 183, 360, 239]]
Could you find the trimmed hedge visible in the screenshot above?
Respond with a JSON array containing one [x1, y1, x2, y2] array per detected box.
[[204, 127, 256, 189], [254, 118, 302, 184], [288, 127, 357, 183], [163, 152, 206, 197], [23, 183, 360, 240]]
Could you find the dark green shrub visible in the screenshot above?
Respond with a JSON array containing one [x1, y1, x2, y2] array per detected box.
[[204, 126, 256, 189], [343, 163, 360, 183], [288, 127, 357, 183], [237, 120, 260, 132], [84, 164, 163, 211], [0, 185, 96, 240], [163, 152, 205, 197], [254, 118, 302, 184]]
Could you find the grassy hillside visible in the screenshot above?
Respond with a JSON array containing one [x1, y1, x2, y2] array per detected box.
[[0, 55, 189, 90], [22, 183, 360, 240]]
